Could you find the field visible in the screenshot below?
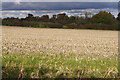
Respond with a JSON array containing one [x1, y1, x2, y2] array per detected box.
[[2, 26, 119, 78]]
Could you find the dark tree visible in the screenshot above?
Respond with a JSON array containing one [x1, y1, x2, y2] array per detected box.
[[40, 15, 49, 22], [117, 12, 120, 21], [85, 12, 92, 18], [69, 16, 76, 23], [50, 15, 57, 22], [28, 14, 34, 18], [57, 13, 69, 24]]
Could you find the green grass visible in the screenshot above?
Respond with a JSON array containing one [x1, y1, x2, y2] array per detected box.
[[2, 52, 118, 78]]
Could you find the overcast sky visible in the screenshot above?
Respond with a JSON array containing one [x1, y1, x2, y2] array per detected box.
[[2, 2, 118, 10], [1, 0, 119, 18], [2, 0, 120, 2]]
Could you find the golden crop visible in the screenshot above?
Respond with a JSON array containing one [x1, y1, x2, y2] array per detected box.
[[2, 26, 118, 57], [2, 26, 119, 78]]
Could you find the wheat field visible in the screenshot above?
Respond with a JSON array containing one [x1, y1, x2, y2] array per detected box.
[[2, 26, 119, 78]]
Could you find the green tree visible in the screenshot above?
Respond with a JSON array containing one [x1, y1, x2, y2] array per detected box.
[[92, 11, 114, 24], [57, 13, 69, 24], [69, 16, 76, 23]]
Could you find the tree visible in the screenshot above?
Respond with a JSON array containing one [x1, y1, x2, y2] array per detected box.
[[56, 13, 69, 24], [69, 16, 76, 23], [28, 14, 34, 18], [40, 15, 49, 22], [117, 12, 120, 21], [117, 12, 120, 30], [50, 15, 57, 22], [25, 14, 34, 21], [92, 11, 114, 24], [85, 12, 92, 18]]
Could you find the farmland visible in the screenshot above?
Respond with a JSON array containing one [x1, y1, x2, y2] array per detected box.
[[2, 26, 119, 78]]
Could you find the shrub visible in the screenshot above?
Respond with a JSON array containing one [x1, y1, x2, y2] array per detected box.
[[81, 23, 117, 30], [45, 23, 63, 28], [63, 23, 79, 29]]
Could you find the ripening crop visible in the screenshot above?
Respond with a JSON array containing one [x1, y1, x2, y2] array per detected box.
[[2, 26, 119, 78]]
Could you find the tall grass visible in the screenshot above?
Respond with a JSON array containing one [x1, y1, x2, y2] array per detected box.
[[2, 52, 118, 78]]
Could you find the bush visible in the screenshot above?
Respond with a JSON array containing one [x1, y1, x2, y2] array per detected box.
[[63, 23, 79, 29], [45, 23, 63, 28], [80, 23, 117, 30]]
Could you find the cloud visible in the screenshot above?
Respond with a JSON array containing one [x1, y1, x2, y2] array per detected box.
[[2, 2, 118, 10], [1, 2, 118, 18], [1, 8, 118, 18], [14, 2, 21, 5], [2, 0, 120, 2]]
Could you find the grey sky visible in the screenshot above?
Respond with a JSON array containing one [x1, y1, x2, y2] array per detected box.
[[2, 0, 120, 2], [1, 0, 119, 18]]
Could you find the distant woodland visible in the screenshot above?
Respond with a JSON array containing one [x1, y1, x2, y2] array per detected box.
[[2, 11, 120, 30]]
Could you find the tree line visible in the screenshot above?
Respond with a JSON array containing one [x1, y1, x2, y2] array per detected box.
[[2, 11, 120, 30]]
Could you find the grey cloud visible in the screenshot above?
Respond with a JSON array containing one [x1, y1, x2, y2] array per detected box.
[[2, 0, 120, 2], [2, 8, 118, 18], [2, 2, 118, 10]]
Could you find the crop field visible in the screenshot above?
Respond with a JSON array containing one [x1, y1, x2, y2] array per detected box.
[[2, 26, 119, 78]]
